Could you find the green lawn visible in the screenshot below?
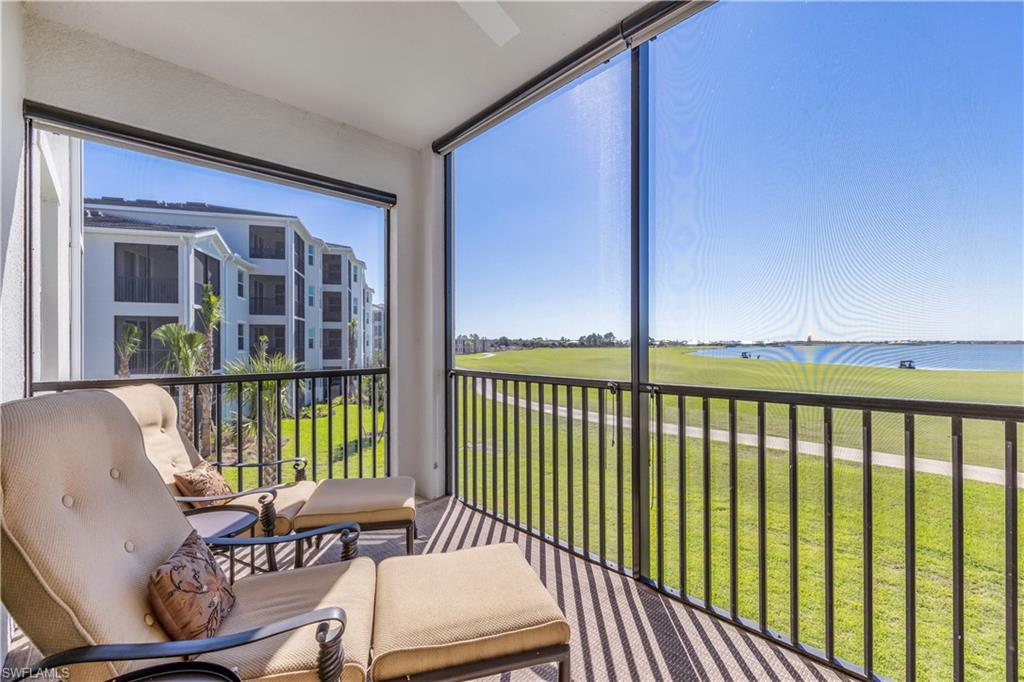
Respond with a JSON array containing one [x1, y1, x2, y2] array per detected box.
[[223, 402, 386, 490], [451, 367, 1023, 680], [457, 348, 1024, 471]]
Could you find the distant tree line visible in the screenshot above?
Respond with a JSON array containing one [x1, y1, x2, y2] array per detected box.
[[457, 332, 628, 352]]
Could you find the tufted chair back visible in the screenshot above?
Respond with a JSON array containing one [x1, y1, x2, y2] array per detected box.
[[106, 384, 203, 500], [1, 390, 192, 680]]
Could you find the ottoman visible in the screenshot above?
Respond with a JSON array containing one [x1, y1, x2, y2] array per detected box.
[[370, 543, 571, 681], [293, 476, 418, 554]]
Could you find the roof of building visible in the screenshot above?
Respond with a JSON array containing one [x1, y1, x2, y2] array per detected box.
[[85, 196, 297, 219], [83, 208, 213, 233]]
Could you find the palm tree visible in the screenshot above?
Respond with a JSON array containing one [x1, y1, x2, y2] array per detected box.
[[225, 336, 301, 485], [115, 322, 142, 378], [152, 322, 205, 440], [196, 284, 223, 458]]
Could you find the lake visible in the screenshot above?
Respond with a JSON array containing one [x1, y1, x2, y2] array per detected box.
[[693, 343, 1024, 372]]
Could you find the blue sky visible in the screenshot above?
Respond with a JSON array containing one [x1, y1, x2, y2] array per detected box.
[[84, 141, 387, 299], [454, 1, 1023, 342]]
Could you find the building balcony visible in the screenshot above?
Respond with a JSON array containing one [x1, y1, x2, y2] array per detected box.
[[249, 296, 286, 316], [114, 275, 178, 304]]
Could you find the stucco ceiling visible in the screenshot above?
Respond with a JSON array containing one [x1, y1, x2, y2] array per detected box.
[[26, 1, 644, 149]]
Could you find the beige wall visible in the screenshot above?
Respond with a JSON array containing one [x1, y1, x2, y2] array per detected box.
[[6, 12, 447, 498]]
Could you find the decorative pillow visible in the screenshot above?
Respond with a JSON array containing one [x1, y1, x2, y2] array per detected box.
[[148, 530, 236, 640], [174, 460, 233, 507]]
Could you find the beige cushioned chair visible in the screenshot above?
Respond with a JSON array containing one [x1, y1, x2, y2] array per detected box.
[[1, 390, 372, 682], [108, 385, 417, 556]]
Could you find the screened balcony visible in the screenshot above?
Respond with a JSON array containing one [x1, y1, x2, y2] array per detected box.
[[3, 2, 1021, 682]]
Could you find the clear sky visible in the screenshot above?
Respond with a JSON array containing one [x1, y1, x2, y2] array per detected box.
[[84, 140, 387, 300], [454, 1, 1023, 343]]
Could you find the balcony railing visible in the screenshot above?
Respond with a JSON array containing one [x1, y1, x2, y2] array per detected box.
[[33, 368, 389, 488], [114, 275, 178, 303], [250, 296, 285, 315], [117, 348, 171, 375], [448, 368, 1023, 682], [250, 244, 285, 259]]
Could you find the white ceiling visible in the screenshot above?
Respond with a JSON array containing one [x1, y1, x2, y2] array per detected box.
[[27, 1, 644, 149]]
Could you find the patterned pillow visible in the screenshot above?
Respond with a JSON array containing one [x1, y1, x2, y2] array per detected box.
[[174, 460, 233, 507], [148, 530, 236, 640]]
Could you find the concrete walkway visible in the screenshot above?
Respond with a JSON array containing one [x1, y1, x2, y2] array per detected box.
[[470, 379, 1023, 488]]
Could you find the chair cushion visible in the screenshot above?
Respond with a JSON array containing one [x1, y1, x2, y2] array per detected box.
[[198, 558, 375, 682], [148, 530, 235, 640], [106, 386, 203, 502], [292, 477, 416, 531], [173, 461, 233, 508], [370, 543, 570, 680], [233, 480, 317, 536], [1, 390, 195, 680]]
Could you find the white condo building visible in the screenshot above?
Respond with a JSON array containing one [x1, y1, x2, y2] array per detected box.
[[81, 197, 380, 379]]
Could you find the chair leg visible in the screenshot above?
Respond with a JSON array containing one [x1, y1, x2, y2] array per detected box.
[[558, 656, 571, 682], [295, 538, 305, 568], [265, 543, 279, 572], [406, 523, 415, 554]]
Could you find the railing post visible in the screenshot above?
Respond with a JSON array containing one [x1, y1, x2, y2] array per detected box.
[[630, 40, 652, 579]]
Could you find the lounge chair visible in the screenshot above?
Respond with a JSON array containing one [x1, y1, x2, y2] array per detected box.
[[2, 389, 572, 682], [108, 384, 417, 567]]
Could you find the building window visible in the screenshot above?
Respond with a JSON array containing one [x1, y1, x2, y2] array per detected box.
[[251, 324, 285, 356], [114, 244, 179, 303], [193, 251, 221, 303], [237, 271, 245, 297], [237, 323, 245, 351], [352, 297, 358, 316], [307, 244, 315, 266], [249, 225, 285, 259], [294, 232, 306, 275], [249, 275, 286, 315], [113, 315, 177, 375], [323, 254, 342, 284], [308, 285, 315, 307], [352, 266, 358, 283], [307, 327, 315, 349], [324, 329, 342, 360]]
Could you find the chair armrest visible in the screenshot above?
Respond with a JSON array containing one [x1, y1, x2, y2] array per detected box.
[[208, 522, 361, 561], [177, 487, 279, 537], [174, 486, 279, 506], [19, 608, 346, 682], [215, 458, 308, 473]]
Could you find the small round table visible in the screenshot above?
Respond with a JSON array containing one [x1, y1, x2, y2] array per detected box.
[[184, 504, 258, 540], [184, 505, 259, 582]]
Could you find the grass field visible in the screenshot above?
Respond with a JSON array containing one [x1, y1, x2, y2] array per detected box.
[[225, 402, 386, 490], [452, 348, 1023, 679], [458, 348, 1024, 471], [453, 392, 1022, 681]]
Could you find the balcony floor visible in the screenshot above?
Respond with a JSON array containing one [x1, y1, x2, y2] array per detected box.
[[5, 496, 846, 680]]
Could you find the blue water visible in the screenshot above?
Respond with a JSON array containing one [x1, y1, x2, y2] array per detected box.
[[693, 343, 1024, 372]]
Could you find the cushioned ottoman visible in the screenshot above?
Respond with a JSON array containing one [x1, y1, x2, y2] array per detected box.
[[293, 477, 417, 553], [370, 543, 571, 681]]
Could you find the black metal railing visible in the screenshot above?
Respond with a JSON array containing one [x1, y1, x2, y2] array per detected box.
[[448, 368, 1022, 682], [114, 275, 178, 303], [250, 296, 286, 315], [118, 348, 171, 375], [249, 244, 286, 259], [33, 368, 389, 489]]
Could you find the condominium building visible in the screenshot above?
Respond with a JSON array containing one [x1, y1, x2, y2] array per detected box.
[[82, 197, 378, 379]]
